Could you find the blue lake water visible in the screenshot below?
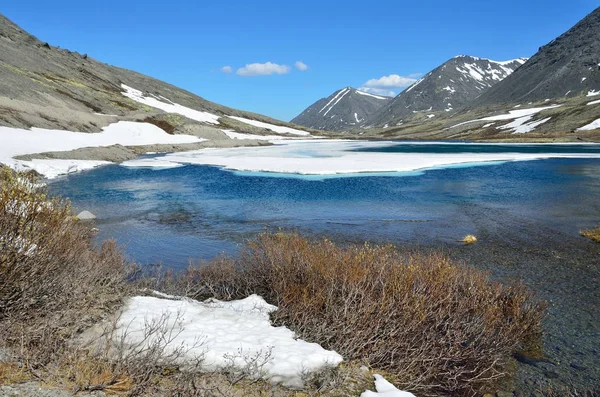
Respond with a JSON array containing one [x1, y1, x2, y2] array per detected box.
[[49, 154, 600, 268], [48, 144, 600, 391]]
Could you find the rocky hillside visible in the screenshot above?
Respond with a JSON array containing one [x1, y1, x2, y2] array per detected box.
[[291, 87, 391, 131], [0, 13, 313, 137], [364, 56, 526, 128], [471, 6, 600, 106]]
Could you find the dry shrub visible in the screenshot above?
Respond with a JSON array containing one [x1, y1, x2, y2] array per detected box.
[[580, 226, 600, 243], [0, 167, 130, 362], [179, 232, 545, 396]]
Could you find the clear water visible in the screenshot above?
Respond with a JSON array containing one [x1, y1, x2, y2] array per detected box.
[[48, 147, 600, 392]]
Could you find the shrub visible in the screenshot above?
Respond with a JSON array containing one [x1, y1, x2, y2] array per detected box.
[[179, 232, 545, 396], [0, 167, 130, 362], [580, 226, 600, 243]]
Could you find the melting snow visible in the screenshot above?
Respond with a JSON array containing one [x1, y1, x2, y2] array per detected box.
[[405, 78, 424, 93], [587, 99, 600, 106], [121, 84, 220, 124], [135, 140, 600, 176], [442, 86, 456, 94], [117, 295, 343, 388], [449, 105, 561, 129], [576, 119, 600, 131], [361, 374, 415, 397], [498, 117, 552, 134], [319, 88, 350, 115], [587, 90, 600, 97], [355, 90, 389, 100], [228, 117, 310, 136], [0, 121, 201, 178]]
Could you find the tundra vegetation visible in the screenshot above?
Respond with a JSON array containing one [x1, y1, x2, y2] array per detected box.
[[0, 166, 562, 396]]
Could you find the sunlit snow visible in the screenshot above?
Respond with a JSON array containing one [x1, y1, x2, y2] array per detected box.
[[0, 122, 201, 178], [117, 295, 343, 388], [121, 84, 220, 124]]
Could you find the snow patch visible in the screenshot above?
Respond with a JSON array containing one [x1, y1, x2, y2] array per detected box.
[[355, 90, 389, 100], [228, 117, 310, 136], [0, 121, 201, 178], [118, 295, 343, 387], [587, 90, 600, 97], [449, 105, 561, 129], [121, 84, 220, 124], [361, 374, 415, 397], [576, 118, 600, 131]]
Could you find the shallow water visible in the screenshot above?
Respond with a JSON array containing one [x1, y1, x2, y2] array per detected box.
[[49, 147, 600, 393]]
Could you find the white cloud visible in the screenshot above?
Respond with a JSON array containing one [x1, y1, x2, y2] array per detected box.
[[236, 62, 290, 76], [221, 66, 233, 74], [361, 74, 420, 89], [295, 61, 309, 71], [358, 73, 422, 97]]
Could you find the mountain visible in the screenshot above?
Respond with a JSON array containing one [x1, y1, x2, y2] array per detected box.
[[291, 87, 391, 131], [364, 56, 526, 127], [471, 7, 600, 107], [0, 13, 311, 138]]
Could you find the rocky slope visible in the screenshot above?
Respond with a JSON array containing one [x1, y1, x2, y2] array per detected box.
[[291, 87, 391, 131], [364, 56, 526, 127], [471, 6, 600, 106], [0, 13, 313, 138]]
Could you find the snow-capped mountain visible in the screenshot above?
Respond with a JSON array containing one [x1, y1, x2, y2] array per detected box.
[[291, 87, 391, 131], [471, 6, 600, 106], [364, 56, 527, 127]]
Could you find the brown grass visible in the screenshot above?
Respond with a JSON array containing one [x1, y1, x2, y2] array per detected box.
[[174, 232, 545, 396], [580, 227, 600, 243], [0, 167, 130, 363]]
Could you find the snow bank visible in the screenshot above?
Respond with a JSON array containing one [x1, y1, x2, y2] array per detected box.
[[0, 121, 201, 178], [450, 105, 561, 129], [497, 116, 551, 134], [228, 116, 311, 136], [361, 374, 416, 397], [117, 295, 343, 388], [576, 118, 600, 131], [125, 140, 600, 176], [121, 85, 220, 124]]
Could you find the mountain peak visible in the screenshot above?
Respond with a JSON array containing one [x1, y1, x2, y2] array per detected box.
[[291, 87, 391, 131]]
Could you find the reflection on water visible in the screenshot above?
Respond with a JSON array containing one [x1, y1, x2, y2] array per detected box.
[[49, 157, 600, 392], [49, 158, 600, 266]]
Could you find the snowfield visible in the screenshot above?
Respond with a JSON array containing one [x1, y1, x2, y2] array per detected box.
[[117, 294, 343, 388], [577, 118, 600, 131], [121, 84, 220, 124], [0, 121, 201, 178], [121, 140, 600, 176], [449, 105, 561, 133], [227, 117, 311, 136]]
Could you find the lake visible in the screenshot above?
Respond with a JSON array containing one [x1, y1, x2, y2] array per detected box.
[[49, 141, 600, 392]]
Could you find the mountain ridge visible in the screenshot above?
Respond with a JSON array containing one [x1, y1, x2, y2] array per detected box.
[[291, 87, 391, 131]]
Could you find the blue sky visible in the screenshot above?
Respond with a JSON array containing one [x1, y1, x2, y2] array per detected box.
[[2, 1, 598, 121]]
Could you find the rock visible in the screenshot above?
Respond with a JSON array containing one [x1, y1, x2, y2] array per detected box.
[[76, 210, 96, 221], [495, 392, 514, 397]]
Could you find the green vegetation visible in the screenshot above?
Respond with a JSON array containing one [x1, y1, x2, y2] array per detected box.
[[0, 168, 546, 396]]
